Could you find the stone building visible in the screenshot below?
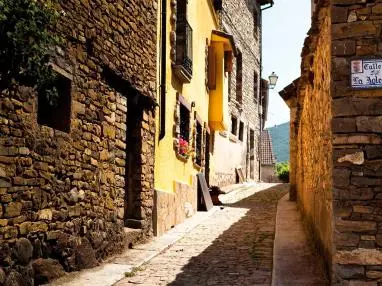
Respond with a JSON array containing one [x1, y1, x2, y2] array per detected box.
[[260, 130, 276, 182], [0, 0, 157, 284], [211, 0, 272, 186], [280, 0, 382, 283]]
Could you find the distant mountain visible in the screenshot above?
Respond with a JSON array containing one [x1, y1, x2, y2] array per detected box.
[[266, 122, 289, 163]]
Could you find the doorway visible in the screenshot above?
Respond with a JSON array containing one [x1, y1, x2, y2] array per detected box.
[[204, 130, 211, 186], [249, 129, 255, 179]]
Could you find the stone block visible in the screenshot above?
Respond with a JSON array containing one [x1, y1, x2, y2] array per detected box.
[[356, 116, 382, 133], [32, 258, 65, 285], [4, 202, 22, 218], [335, 232, 360, 247], [335, 219, 376, 232], [74, 237, 98, 270], [4, 271, 23, 286], [73, 101, 86, 115], [14, 238, 33, 265], [333, 134, 382, 145], [102, 122, 116, 139], [351, 176, 382, 187], [337, 152, 364, 165], [333, 168, 351, 187], [376, 234, 382, 247], [335, 264, 364, 279], [332, 6, 349, 23], [0, 179, 11, 188], [332, 117, 356, 133], [335, 249, 382, 265], [353, 205, 373, 214], [364, 145, 382, 160], [0, 268, 5, 285], [30, 222, 49, 232], [38, 209, 53, 221], [333, 97, 382, 117], [332, 22, 377, 40]]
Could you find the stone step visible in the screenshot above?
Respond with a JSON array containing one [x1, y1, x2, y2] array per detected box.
[[123, 227, 142, 248]]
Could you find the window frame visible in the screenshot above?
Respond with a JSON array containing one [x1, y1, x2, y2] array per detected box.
[[231, 116, 238, 135], [235, 51, 243, 104], [238, 121, 244, 141], [37, 66, 72, 133]]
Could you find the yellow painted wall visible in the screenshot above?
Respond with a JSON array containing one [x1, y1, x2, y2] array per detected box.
[[155, 0, 220, 193]]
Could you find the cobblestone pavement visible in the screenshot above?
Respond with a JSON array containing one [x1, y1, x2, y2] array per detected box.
[[115, 184, 288, 286]]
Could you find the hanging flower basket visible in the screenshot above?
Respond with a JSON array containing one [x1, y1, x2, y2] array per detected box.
[[177, 137, 191, 159]]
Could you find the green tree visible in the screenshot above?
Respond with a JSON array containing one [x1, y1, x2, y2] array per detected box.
[[276, 162, 289, 183], [0, 0, 61, 104]]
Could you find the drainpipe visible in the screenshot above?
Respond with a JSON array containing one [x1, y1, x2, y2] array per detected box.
[[159, 0, 167, 140], [258, 1, 273, 181]]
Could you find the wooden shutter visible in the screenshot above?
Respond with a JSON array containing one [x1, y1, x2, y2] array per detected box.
[[224, 51, 233, 73], [208, 46, 216, 90]]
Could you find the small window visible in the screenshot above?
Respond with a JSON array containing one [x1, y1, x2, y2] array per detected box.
[[180, 103, 190, 142], [213, 0, 222, 11], [253, 8, 259, 38], [254, 71, 259, 103], [195, 121, 202, 166], [231, 116, 237, 135], [174, 0, 193, 82], [236, 51, 243, 103], [38, 72, 72, 133], [228, 72, 232, 102], [239, 121, 244, 141]]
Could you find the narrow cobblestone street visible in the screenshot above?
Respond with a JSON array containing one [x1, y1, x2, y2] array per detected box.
[[116, 184, 288, 286]]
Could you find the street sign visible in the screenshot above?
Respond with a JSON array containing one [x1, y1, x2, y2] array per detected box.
[[351, 59, 382, 89]]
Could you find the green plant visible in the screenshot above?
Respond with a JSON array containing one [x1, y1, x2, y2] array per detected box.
[[125, 266, 144, 277], [0, 0, 61, 105], [276, 162, 289, 183]]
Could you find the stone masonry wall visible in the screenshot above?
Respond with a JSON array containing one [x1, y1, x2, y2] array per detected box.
[[213, 0, 261, 185], [331, 0, 382, 284], [295, 1, 334, 276], [0, 0, 157, 285]]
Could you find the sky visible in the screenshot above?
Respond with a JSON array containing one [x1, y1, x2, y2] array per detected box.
[[262, 0, 311, 128]]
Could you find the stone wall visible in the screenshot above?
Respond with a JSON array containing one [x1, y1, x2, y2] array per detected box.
[[282, 0, 382, 283], [212, 0, 261, 186], [0, 0, 157, 284], [280, 0, 333, 280], [260, 165, 277, 183], [296, 2, 333, 273], [331, 0, 382, 283], [153, 179, 197, 236]]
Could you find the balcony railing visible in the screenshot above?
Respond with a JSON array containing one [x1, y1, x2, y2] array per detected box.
[[174, 15, 193, 83]]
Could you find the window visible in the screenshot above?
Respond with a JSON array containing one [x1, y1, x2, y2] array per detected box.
[[174, 0, 193, 82], [38, 72, 71, 133], [231, 116, 237, 135], [253, 8, 259, 39], [195, 121, 202, 166], [213, 0, 222, 11], [236, 51, 243, 103], [228, 72, 232, 102], [239, 121, 244, 141], [254, 71, 259, 103], [180, 103, 190, 142]]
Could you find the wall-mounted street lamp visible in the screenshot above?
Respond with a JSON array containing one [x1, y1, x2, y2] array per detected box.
[[268, 72, 278, 89]]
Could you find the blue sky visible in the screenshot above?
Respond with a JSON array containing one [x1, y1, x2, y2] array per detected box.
[[262, 0, 311, 128]]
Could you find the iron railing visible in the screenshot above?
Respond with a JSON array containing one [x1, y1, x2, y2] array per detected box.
[[176, 15, 193, 77]]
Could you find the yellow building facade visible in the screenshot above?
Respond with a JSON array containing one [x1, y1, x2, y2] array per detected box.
[[154, 0, 236, 235]]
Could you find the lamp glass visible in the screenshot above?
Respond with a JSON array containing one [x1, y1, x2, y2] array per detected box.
[[268, 72, 278, 89]]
